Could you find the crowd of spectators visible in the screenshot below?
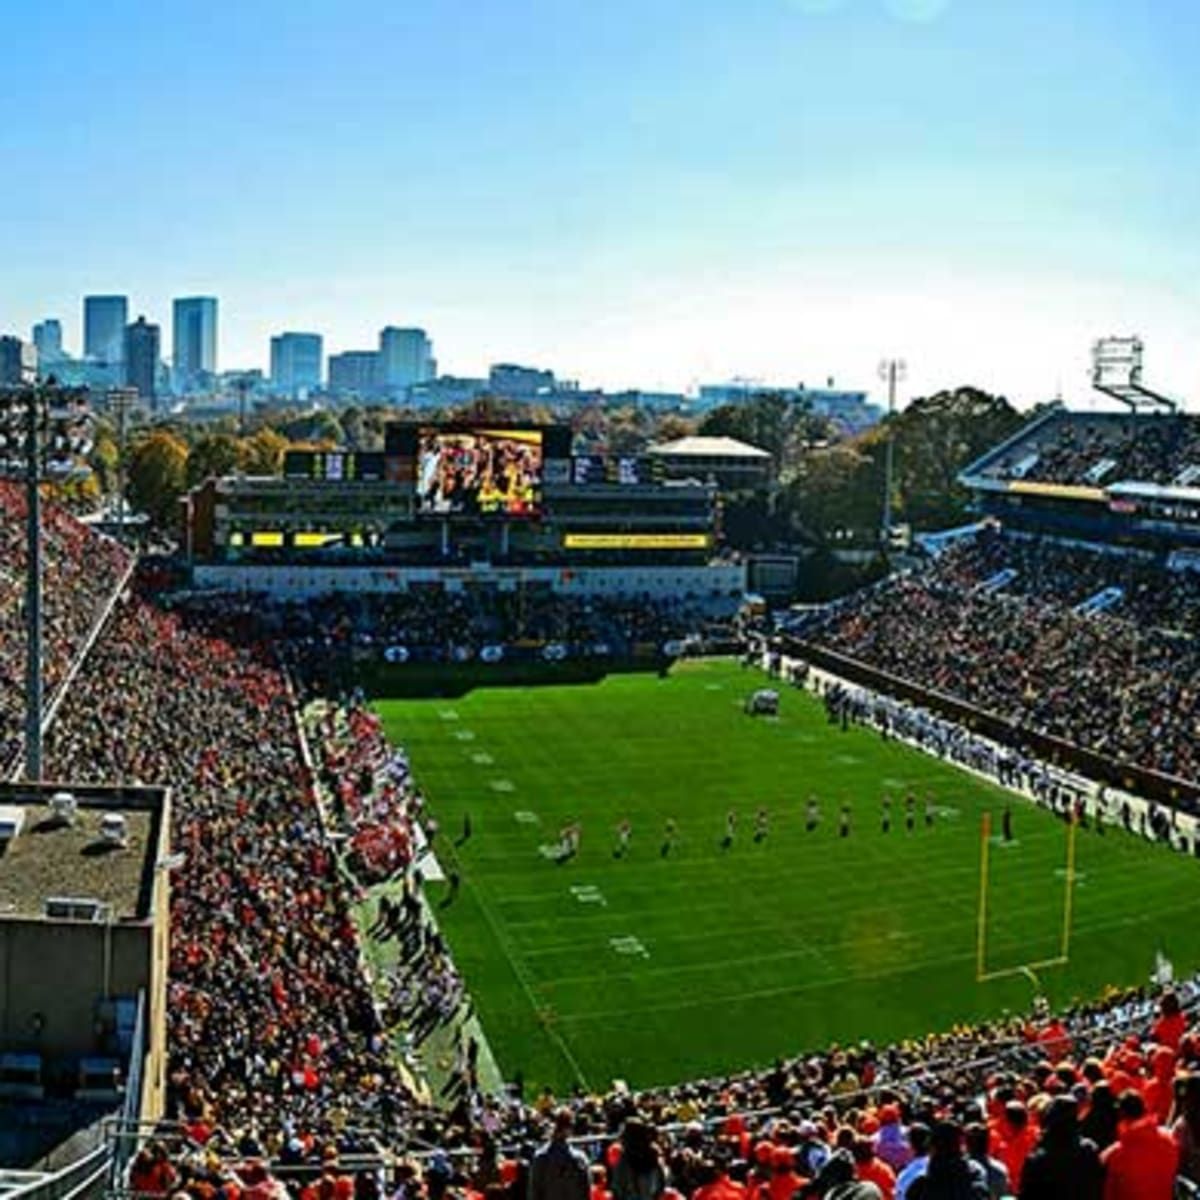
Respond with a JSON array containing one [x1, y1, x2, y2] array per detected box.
[[314, 702, 425, 885], [982, 412, 1200, 488], [44, 594, 420, 1150], [0, 480, 131, 772], [263, 591, 718, 668], [812, 528, 1200, 786], [135, 975, 1200, 1200]]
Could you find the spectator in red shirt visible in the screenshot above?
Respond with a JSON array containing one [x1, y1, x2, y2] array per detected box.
[[1100, 1091, 1177, 1200]]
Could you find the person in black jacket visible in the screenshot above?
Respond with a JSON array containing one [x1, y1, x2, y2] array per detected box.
[[907, 1121, 988, 1200], [1078, 1081, 1119, 1154], [1017, 1096, 1103, 1200]]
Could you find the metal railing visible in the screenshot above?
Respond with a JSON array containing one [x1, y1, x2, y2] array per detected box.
[[6, 1147, 109, 1200]]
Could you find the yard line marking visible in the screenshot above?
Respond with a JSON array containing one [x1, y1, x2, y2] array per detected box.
[[570, 884, 607, 906], [466, 874, 592, 1091], [470, 751, 494, 765], [439, 709, 460, 721], [490, 779, 515, 793], [453, 729, 476, 741], [609, 935, 650, 958], [513, 810, 540, 825]]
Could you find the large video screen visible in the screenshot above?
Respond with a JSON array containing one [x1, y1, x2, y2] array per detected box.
[[416, 427, 543, 517]]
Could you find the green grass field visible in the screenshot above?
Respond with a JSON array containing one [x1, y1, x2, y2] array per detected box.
[[374, 659, 1200, 1094]]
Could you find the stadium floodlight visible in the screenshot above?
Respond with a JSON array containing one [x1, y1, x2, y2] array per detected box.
[[1091, 336, 1176, 413], [877, 359, 907, 546], [0, 382, 95, 782]]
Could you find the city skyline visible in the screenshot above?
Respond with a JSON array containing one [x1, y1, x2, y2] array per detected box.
[[2, 0, 1198, 408]]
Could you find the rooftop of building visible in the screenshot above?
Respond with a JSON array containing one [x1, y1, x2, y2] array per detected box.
[[647, 435, 771, 459], [0, 784, 167, 923]]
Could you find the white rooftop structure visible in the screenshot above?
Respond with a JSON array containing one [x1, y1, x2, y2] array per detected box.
[[647, 435, 770, 459]]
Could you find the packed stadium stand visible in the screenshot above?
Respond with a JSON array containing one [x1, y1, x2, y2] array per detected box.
[[0, 480, 132, 775], [15, 410, 1200, 1198], [806, 527, 1200, 790]]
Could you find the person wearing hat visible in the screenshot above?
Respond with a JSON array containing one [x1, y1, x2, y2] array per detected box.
[[1015, 1095, 1101, 1200], [530, 1109, 589, 1200], [873, 1107, 911, 1174], [768, 1146, 808, 1200]]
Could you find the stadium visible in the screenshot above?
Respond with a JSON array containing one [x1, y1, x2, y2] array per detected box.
[[7, 350, 1200, 1200]]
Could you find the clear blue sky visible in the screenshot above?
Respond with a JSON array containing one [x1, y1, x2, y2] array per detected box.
[[2, 0, 1198, 405]]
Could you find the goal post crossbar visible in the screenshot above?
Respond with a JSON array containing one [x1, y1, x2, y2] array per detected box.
[[976, 810, 1078, 984]]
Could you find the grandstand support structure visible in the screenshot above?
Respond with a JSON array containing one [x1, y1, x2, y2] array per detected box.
[[1091, 335, 1177, 413], [976, 809, 1079, 984]]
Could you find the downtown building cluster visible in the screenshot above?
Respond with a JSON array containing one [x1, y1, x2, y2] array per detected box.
[[2, 295, 879, 430]]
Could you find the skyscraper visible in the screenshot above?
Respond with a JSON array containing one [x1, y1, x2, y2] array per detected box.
[[0, 335, 36, 385], [172, 297, 218, 393], [378, 327, 435, 396], [124, 316, 161, 405], [32, 319, 64, 367], [84, 295, 129, 364], [269, 332, 323, 397]]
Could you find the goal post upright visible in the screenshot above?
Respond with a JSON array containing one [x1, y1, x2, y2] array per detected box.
[[1060, 811, 1079, 961], [976, 811, 992, 982]]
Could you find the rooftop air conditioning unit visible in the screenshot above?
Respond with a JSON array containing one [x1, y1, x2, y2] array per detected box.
[[99, 813, 128, 847], [0, 805, 26, 841], [44, 897, 111, 922], [49, 791, 78, 826]]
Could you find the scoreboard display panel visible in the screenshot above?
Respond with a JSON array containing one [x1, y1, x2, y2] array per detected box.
[[282, 450, 386, 482], [571, 455, 662, 485]]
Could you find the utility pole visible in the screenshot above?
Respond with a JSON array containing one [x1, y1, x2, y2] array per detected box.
[[878, 359, 907, 546]]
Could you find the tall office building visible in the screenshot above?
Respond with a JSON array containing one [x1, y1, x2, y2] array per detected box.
[[378, 327, 435, 395], [270, 332, 323, 397], [32, 319, 64, 366], [0, 335, 36, 384], [84, 295, 129, 364], [327, 350, 379, 396], [172, 297, 218, 392], [124, 316, 161, 405]]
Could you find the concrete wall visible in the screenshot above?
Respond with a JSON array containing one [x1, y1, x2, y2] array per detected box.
[[192, 562, 748, 601], [0, 919, 151, 1059]]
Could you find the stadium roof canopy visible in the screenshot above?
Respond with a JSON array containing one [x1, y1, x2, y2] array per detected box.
[[647, 435, 770, 458]]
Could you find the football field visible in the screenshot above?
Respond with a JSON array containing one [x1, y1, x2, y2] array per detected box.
[[375, 658, 1200, 1093]]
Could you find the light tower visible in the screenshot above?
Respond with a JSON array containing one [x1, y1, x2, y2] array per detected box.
[[878, 358, 907, 545], [1091, 337, 1175, 412], [0, 380, 95, 780]]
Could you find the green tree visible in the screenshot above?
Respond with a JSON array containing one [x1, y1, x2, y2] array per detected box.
[[88, 433, 120, 495], [241, 428, 289, 476], [185, 432, 243, 487], [783, 442, 883, 545], [698, 393, 831, 475], [889, 386, 1024, 528], [128, 431, 189, 527]]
